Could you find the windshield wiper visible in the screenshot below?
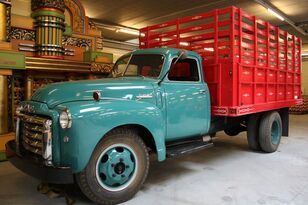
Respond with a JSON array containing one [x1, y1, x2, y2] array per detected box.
[[122, 54, 133, 77], [158, 50, 188, 85], [137, 75, 145, 79]]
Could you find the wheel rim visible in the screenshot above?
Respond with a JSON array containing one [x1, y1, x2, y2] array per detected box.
[[96, 143, 138, 192], [271, 120, 280, 145]]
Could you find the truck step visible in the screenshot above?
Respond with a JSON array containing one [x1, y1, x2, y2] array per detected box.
[[166, 139, 214, 158]]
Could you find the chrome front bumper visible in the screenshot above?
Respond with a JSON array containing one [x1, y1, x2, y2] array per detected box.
[[6, 140, 74, 184]]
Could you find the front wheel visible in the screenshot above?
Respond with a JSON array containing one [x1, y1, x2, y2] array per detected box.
[[76, 128, 149, 205], [258, 111, 282, 153]]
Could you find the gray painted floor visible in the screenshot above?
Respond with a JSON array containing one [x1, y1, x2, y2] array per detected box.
[[1, 114, 308, 205]]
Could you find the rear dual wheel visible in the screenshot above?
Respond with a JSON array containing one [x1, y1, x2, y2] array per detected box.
[[247, 111, 282, 153], [258, 111, 282, 153]]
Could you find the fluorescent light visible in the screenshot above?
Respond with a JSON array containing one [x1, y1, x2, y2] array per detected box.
[[117, 28, 140, 36], [267, 8, 285, 21], [180, 42, 189, 46]]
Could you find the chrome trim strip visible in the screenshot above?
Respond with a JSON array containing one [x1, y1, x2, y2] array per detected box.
[[42, 120, 52, 165], [15, 118, 20, 154], [17, 113, 47, 125], [16, 112, 53, 166], [22, 141, 42, 155], [136, 94, 153, 100], [23, 136, 43, 148]]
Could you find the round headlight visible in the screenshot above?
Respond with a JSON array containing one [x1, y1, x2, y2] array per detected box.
[[59, 110, 72, 129]]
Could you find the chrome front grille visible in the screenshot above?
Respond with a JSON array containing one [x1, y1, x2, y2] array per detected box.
[[16, 112, 53, 162]]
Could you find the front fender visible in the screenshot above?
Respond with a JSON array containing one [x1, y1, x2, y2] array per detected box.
[[57, 99, 166, 173]]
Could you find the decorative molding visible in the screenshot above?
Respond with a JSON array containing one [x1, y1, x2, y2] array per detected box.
[[90, 62, 113, 73], [0, 0, 11, 5], [8, 27, 35, 41], [8, 27, 96, 51], [96, 37, 103, 50], [7, 75, 13, 130], [4, 0, 11, 42], [64, 0, 85, 34], [88, 20, 97, 30], [62, 36, 92, 49], [31, 0, 66, 11]]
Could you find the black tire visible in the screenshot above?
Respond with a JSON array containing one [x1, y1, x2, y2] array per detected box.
[[258, 111, 282, 153], [247, 114, 262, 151], [76, 128, 149, 205], [224, 128, 240, 136], [210, 132, 216, 138]]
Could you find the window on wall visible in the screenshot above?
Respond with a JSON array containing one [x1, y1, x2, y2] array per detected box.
[[168, 58, 199, 82]]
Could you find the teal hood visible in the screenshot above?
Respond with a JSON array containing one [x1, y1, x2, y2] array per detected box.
[[31, 77, 158, 108]]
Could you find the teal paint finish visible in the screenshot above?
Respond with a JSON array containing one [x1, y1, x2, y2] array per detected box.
[[31, 77, 158, 108], [57, 99, 166, 172], [96, 145, 136, 189], [161, 55, 210, 141], [162, 81, 210, 140], [20, 48, 212, 173]]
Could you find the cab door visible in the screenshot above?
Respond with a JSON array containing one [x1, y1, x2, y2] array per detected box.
[[161, 57, 209, 141]]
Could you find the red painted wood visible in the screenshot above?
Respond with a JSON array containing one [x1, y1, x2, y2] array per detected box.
[[139, 6, 302, 116]]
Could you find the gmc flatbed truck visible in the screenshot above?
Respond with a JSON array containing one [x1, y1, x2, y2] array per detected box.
[[6, 6, 302, 205]]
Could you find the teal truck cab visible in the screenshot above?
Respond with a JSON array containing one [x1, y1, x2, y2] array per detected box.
[[6, 48, 288, 204]]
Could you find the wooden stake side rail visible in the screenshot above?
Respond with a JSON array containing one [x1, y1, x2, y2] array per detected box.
[[139, 6, 302, 116]]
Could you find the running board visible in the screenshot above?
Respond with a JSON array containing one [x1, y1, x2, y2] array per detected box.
[[166, 139, 214, 158]]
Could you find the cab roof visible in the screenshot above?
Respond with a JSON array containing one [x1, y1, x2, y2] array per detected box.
[[131, 48, 201, 59]]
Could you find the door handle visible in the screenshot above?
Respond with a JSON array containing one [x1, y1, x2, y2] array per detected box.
[[199, 89, 207, 94]]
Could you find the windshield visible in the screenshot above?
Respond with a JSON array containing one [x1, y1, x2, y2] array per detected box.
[[111, 54, 164, 78], [110, 54, 130, 78]]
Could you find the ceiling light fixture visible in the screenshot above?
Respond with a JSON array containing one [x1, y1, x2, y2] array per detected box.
[[267, 8, 285, 21], [254, 0, 307, 36], [117, 28, 140, 36], [302, 53, 308, 57]]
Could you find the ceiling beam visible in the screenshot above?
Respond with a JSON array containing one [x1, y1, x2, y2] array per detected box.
[[103, 38, 138, 51], [254, 0, 308, 36], [93, 21, 139, 32], [296, 21, 308, 27]]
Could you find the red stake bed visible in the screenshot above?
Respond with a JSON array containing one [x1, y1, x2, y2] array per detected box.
[[139, 6, 303, 116]]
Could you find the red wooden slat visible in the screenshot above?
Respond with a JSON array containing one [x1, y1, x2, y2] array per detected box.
[[148, 30, 177, 39], [139, 6, 302, 116], [179, 23, 214, 34]]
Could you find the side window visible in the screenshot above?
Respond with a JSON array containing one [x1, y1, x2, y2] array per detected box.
[[168, 58, 199, 82]]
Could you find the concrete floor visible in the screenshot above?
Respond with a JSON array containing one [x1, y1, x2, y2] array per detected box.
[[1, 114, 308, 205]]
